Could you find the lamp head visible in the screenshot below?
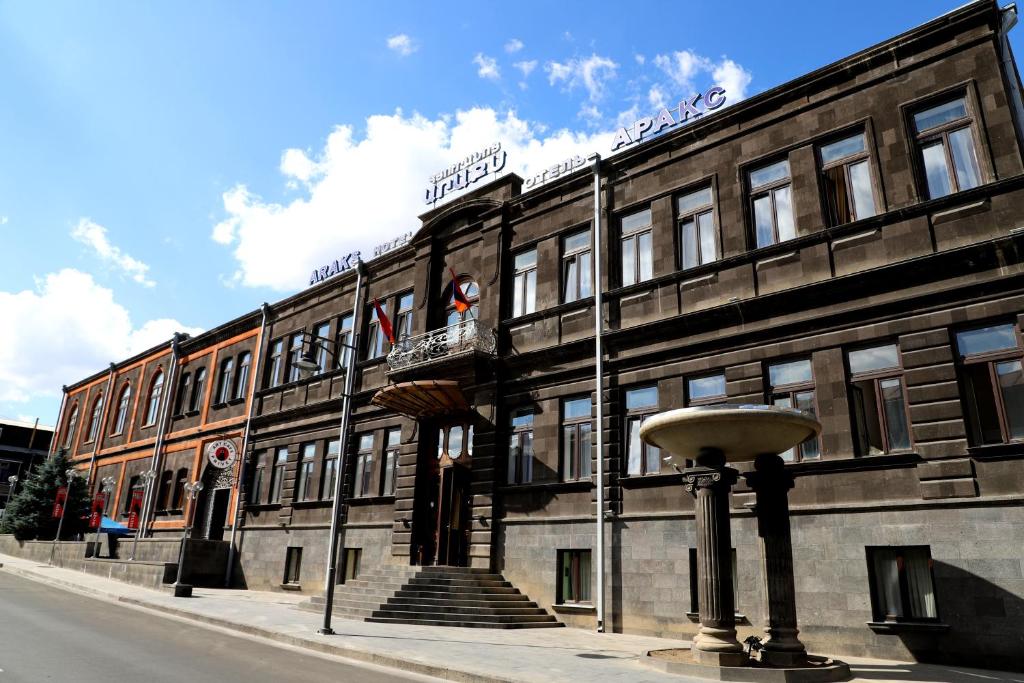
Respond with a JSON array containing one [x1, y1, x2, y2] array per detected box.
[[293, 344, 321, 375], [7, 475, 17, 485]]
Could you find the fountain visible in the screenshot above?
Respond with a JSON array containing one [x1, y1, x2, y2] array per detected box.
[[639, 405, 851, 682]]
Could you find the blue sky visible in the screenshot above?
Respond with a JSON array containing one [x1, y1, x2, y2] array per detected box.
[[0, 1, 993, 425]]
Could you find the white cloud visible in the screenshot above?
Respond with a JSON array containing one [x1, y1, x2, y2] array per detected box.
[[648, 84, 668, 111], [71, 218, 156, 287], [634, 54, 645, 66], [473, 53, 500, 80], [0, 216, 8, 225], [386, 34, 417, 56], [212, 107, 615, 291], [504, 38, 524, 54], [546, 54, 618, 121], [514, 60, 537, 79], [0, 268, 201, 406], [652, 50, 753, 101]]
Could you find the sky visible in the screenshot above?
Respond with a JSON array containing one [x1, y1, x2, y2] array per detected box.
[[0, 0, 999, 426]]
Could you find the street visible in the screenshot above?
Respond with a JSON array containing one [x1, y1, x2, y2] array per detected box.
[[0, 572, 431, 683]]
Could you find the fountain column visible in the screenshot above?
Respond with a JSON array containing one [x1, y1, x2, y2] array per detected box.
[[684, 448, 747, 667], [745, 452, 807, 666]]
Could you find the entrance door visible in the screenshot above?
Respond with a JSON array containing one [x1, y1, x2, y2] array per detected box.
[[435, 463, 470, 566], [204, 488, 230, 541]]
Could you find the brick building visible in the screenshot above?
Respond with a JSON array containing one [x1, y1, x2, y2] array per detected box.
[[49, 0, 1024, 669]]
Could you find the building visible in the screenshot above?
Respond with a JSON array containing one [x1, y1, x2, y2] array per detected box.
[[48, 0, 1024, 669], [0, 418, 53, 514]]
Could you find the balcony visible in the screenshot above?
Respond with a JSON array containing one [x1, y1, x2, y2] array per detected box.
[[386, 319, 497, 373]]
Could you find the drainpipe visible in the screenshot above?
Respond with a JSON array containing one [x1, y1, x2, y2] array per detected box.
[[591, 154, 606, 633], [998, 5, 1024, 155], [320, 259, 365, 635], [49, 387, 68, 459], [132, 333, 182, 559], [224, 303, 271, 587], [86, 364, 117, 488]]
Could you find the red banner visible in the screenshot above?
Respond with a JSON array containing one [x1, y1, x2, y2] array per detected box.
[[89, 492, 107, 530], [52, 486, 68, 519], [126, 489, 144, 530]]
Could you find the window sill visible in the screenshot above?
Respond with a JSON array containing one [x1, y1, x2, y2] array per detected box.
[[280, 583, 302, 592], [228, 397, 246, 406], [620, 472, 685, 488], [347, 495, 396, 505], [291, 499, 333, 509], [153, 509, 184, 517], [966, 443, 1024, 460], [553, 603, 595, 614], [867, 621, 949, 634], [246, 503, 282, 511], [499, 480, 593, 493], [499, 296, 594, 328]]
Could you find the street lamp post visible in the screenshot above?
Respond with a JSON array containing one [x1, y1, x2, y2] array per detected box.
[[172, 480, 204, 598], [129, 469, 158, 561], [1, 474, 19, 522], [90, 476, 116, 558], [49, 468, 79, 566]]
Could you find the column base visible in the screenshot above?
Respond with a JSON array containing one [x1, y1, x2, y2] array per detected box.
[[692, 649, 749, 667], [172, 582, 193, 598], [758, 650, 808, 667]]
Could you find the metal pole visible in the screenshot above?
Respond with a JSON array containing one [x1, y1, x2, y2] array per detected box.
[[2, 475, 18, 522], [591, 154, 606, 633], [87, 364, 117, 488], [90, 477, 115, 558], [172, 481, 203, 597], [49, 469, 77, 566], [224, 303, 271, 587], [132, 334, 182, 560], [320, 261, 365, 635]]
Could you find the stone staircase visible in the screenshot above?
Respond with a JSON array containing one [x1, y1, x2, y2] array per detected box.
[[298, 565, 562, 629]]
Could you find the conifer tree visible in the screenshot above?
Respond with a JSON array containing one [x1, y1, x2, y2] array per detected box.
[[0, 451, 90, 540]]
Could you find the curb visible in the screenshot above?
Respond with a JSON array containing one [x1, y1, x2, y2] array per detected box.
[[0, 562, 516, 683]]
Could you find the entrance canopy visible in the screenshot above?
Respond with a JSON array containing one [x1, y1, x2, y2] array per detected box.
[[371, 380, 469, 418]]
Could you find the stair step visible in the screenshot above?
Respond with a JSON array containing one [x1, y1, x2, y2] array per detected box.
[[372, 609, 556, 624], [385, 596, 539, 608], [405, 577, 511, 588], [380, 602, 547, 616], [366, 616, 563, 629]]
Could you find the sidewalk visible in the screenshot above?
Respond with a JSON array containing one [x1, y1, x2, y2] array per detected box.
[[1, 552, 1021, 683]]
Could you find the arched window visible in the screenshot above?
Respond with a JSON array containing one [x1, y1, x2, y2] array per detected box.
[[217, 357, 234, 404], [145, 371, 164, 426], [157, 470, 173, 510], [446, 278, 479, 327], [175, 372, 191, 415], [62, 403, 79, 449], [86, 394, 104, 442], [235, 352, 252, 400], [112, 383, 131, 434], [172, 468, 188, 509], [190, 367, 207, 412]]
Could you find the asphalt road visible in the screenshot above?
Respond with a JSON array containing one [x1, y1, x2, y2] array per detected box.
[[0, 572, 432, 683]]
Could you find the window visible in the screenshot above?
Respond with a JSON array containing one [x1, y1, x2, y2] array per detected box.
[[562, 396, 592, 480], [175, 372, 191, 415], [689, 548, 738, 615], [847, 344, 911, 455], [446, 279, 480, 327], [269, 447, 288, 504], [145, 371, 163, 426], [190, 367, 207, 412], [750, 159, 795, 248], [368, 303, 387, 359], [557, 550, 591, 605], [296, 443, 316, 501], [394, 293, 414, 342], [341, 547, 361, 584], [562, 229, 592, 303], [508, 408, 534, 485], [172, 468, 187, 509], [955, 323, 1024, 445], [249, 456, 265, 505], [625, 386, 660, 476], [112, 384, 131, 435], [287, 333, 304, 382], [284, 547, 302, 585], [382, 428, 400, 496], [267, 339, 284, 388], [337, 315, 354, 370], [235, 352, 251, 400], [512, 249, 537, 317], [86, 395, 104, 443], [687, 373, 727, 405], [867, 546, 938, 622], [123, 476, 141, 514], [767, 359, 819, 461], [819, 133, 877, 225], [354, 434, 374, 497], [322, 438, 339, 500], [313, 322, 330, 375], [437, 423, 473, 460], [620, 208, 653, 287], [217, 357, 234, 404], [912, 97, 982, 199], [62, 404, 79, 448], [157, 470, 173, 511], [678, 186, 717, 269]]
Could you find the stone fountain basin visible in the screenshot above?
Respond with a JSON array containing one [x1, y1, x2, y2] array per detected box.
[[639, 405, 821, 464]]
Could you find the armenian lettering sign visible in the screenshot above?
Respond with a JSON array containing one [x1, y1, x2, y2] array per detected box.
[[52, 485, 68, 519], [425, 142, 507, 205], [127, 489, 144, 530], [524, 153, 596, 190], [611, 86, 727, 151], [89, 492, 107, 529], [206, 438, 239, 470]]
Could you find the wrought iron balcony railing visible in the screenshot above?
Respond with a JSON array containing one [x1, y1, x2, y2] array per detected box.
[[386, 318, 497, 371]]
